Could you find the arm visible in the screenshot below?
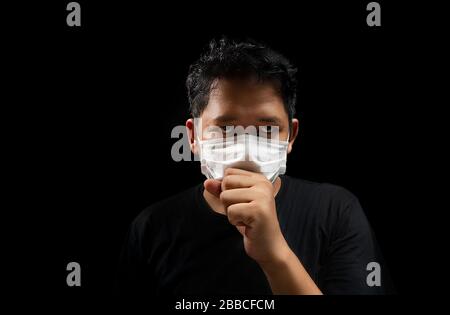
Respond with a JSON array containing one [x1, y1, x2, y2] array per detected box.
[[205, 167, 322, 295], [260, 245, 322, 295]]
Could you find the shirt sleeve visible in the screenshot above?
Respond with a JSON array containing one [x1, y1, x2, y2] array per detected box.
[[319, 193, 393, 294]]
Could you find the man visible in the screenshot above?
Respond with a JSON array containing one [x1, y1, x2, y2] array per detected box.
[[117, 38, 390, 295]]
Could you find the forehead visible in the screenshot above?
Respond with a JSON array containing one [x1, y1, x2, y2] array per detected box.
[[202, 79, 288, 125]]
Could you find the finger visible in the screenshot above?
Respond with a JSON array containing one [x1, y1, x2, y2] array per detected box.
[[226, 202, 255, 226], [224, 167, 259, 177], [221, 175, 257, 191], [204, 179, 222, 198], [220, 188, 257, 206]]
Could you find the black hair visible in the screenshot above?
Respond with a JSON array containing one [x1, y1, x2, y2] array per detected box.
[[186, 37, 297, 121]]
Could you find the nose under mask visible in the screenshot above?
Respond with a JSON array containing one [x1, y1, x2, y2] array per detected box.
[[197, 133, 289, 183]]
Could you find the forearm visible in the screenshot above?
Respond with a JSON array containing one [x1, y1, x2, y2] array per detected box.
[[260, 247, 323, 295]]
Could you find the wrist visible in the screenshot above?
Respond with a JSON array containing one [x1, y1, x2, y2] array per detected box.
[[258, 241, 293, 274]]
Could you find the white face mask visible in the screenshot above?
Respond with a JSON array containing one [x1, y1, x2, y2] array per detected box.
[[197, 133, 289, 183]]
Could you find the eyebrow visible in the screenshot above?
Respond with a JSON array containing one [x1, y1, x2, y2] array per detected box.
[[257, 116, 282, 124], [212, 115, 238, 123], [212, 115, 282, 125]]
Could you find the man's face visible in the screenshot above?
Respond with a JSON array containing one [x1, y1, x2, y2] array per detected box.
[[187, 79, 298, 155]]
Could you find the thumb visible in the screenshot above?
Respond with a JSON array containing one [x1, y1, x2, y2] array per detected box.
[[204, 179, 222, 198]]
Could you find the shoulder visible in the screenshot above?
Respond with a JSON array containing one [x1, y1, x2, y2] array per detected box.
[[281, 176, 366, 229], [282, 176, 358, 208], [129, 184, 202, 235], [283, 176, 371, 241]]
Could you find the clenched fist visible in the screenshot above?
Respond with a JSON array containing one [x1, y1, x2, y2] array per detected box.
[[204, 168, 290, 267], [204, 168, 322, 294]]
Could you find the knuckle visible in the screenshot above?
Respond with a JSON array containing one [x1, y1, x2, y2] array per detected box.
[[222, 175, 236, 190], [219, 191, 229, 203], [256, 181, 273, 194], [253, 185, 269, 196], [224, 168, 233, 176], [260, 180, 273, 189], [221, 177, 230, 190], [254, 172, 267, 181], [252, 199, 270, 213]]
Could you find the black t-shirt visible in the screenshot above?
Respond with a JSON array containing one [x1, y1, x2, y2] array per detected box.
[[117, 176, 391, 295]]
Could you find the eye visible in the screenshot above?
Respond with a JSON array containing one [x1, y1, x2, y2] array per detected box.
[[204, 125, 228, 139], [219, 126, 236, 135], [260, 125, 272, 133], [259, 125, 273, 137], [260, 125, 282, 139]]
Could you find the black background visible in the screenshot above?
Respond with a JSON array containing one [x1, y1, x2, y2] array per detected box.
[[5, 0, 445, 306]]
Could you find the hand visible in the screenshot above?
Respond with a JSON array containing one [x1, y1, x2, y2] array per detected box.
[[204, 168, 290, 267], [204, 169, 323, 294]]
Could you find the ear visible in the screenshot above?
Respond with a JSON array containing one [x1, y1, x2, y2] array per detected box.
[[186, 118, 198, 155], [287, 118, 299, 154]]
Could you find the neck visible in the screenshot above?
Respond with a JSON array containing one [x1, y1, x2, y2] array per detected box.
[[203, 176, 282, 216]]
